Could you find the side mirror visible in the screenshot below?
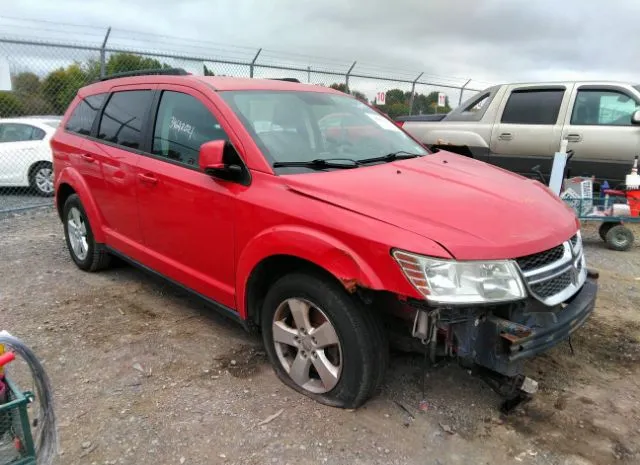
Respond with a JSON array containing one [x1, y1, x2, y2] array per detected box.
[[199, 140, 226, 174], [632, 110, 640, 125], [199, 140, 245, 182]]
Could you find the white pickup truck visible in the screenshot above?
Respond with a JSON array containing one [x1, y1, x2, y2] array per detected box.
[[398, 81, 640, 186]]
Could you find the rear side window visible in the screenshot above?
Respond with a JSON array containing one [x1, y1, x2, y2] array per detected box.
[[65, 93, 107, 135], [98, 90, 153, 150], [0, 124, 45, 142], [152, 91, 228, 166], [501, 89, 565, 125], [462, 93, 490, 113]]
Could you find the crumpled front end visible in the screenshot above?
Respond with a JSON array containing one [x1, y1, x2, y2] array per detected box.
[[447, 276, 597, 378], [396, 233, 598, 399]]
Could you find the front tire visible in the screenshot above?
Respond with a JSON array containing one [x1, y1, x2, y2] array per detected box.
[[63, 194, 111, 271], [261, 272, 387, 409], [29, 162, 54, 197]]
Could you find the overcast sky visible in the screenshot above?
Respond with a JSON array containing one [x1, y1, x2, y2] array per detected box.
[[2, 0, 640, 91]]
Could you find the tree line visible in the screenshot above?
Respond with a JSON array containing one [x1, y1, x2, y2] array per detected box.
[[0, 53, 171, 117], [328, 83, 451, 119], [0, 52, 451, 120]]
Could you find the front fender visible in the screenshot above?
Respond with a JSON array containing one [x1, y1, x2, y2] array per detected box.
[[236, 225, 384, 319], [57, 167, 105, 243]]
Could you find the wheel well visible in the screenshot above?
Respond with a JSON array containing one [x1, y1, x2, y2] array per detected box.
[[245, 255, 342, 326], [28, 160, 52, 179], [432, 144, 474, 158], [56, 183, 76, 219]]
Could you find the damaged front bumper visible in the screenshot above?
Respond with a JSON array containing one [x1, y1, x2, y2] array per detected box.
[[403, 273, 598, 379], [471, 277, 598, 377]]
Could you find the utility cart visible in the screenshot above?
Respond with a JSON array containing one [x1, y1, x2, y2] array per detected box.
[[565, 193, 640, 251], [533, 150, 640, 252], [0, 377, 36, 465], [0, 333, 57, 465]]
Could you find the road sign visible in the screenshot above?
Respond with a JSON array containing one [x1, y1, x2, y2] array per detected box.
[[375, 91, 386, 105], [437, 92, 446, 107]]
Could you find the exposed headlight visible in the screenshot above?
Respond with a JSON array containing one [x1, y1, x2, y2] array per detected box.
[[392, 250, 527, 304]]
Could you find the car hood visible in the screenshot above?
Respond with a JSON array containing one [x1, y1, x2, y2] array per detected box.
[[282, 152, 578, 260]]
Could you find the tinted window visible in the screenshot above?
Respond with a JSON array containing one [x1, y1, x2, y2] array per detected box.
[[98, 91, 153, 149], [0, 123, 44, 143], [571, 89, 640, 126], [32, 127, 45, 140], [152, 91, 228, 166], [65, 93, 107, 135], [501, 89, 565, 125]]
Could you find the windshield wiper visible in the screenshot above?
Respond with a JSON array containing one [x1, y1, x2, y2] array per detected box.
[[273, 158, 360, 170], [358, 151, 423, 165]]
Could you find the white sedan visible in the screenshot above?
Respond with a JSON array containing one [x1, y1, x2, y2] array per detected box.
[[0, 116, 61, 196]]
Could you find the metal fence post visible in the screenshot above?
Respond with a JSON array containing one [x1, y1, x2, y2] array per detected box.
[[249, 48, 262, 78], [458, 79, 471, 106], [345, 61, 356, 93], [408, 72, 424, 115], [307, 66, 311, 83], [99, 27, 111, 79]]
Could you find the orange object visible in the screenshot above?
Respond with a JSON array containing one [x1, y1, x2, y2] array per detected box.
[[627, 190, 640, 217]]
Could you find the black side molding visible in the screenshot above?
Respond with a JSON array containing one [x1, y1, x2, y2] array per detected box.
[[106, 247, 247, 329]]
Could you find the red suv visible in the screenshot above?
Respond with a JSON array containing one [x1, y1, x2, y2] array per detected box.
[[52, 70, 597, 408]]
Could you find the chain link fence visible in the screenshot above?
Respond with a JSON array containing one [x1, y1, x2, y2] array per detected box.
[[0, 23, 487, 214]]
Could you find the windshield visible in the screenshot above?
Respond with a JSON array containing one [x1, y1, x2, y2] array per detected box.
[[220, 91, 429, 171]]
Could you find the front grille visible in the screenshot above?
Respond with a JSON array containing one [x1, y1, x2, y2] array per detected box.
[[530, 269, 573, 298], [516, 244, 565, 272], [516, 237, 585, 306]]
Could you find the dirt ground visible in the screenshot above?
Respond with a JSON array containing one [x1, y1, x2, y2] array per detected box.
[[1, 209, 639, 465]]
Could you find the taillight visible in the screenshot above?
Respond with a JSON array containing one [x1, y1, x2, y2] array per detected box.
[[396, 121, 404, 128]]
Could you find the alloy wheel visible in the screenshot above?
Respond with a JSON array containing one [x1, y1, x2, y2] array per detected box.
[[272, 297, 342, 394], [35, 167, 54, 194], [67, 207, 89, 261]]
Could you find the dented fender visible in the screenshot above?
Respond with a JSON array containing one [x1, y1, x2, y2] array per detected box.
[[235, 225, 384, 319]]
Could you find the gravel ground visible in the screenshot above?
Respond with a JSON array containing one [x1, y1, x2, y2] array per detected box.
[[0, 188, 53, 216], [1, 210, 639, 465]]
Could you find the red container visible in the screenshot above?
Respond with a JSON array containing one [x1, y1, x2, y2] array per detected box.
[[627, 190, 640, 217]]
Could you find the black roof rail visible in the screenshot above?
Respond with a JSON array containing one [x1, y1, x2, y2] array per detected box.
[[99, 68, 190, 81], [267, 78, 301, 83]]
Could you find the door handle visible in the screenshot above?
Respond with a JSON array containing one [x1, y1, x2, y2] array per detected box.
[[498, 132, 513, 141], [566, 134, 582, 143], [138, 173, 158, 185], [80, 153, 95, 163]]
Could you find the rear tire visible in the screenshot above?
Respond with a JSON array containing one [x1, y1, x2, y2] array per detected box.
[[261, 272, 387, 409], [29, 162, 54, 197], [605, 225, 634, 251], [63, 194, 111, 271]]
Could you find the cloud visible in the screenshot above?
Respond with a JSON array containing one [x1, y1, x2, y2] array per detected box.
[[2, 0, 640, 91]]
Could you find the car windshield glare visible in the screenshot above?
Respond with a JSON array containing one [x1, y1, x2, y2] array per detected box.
[[220, 90, 429, 171]]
